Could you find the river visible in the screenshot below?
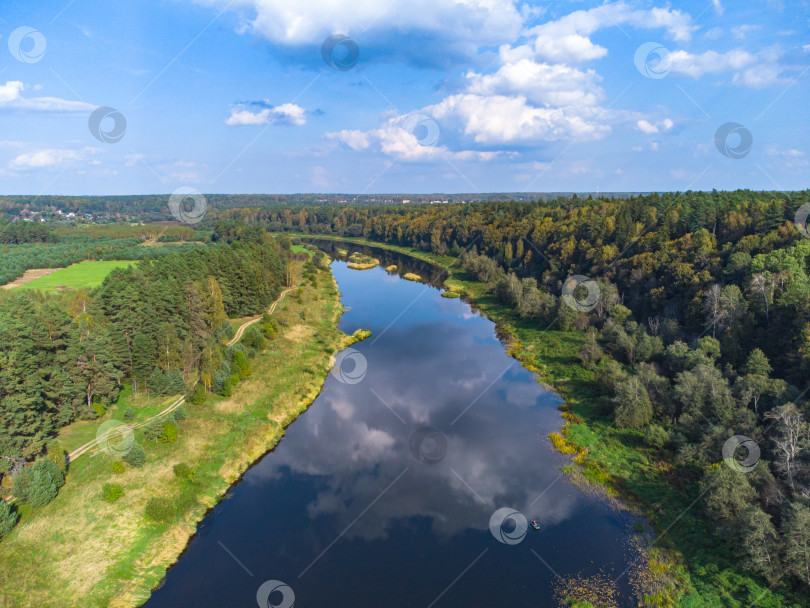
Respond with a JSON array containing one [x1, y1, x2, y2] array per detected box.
[[144, 244, 638, 607]]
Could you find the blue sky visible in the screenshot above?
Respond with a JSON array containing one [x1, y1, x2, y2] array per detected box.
[[0, 0, 808, 195]]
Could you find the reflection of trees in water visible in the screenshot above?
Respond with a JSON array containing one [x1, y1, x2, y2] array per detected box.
[[305, 239, 447, 288]]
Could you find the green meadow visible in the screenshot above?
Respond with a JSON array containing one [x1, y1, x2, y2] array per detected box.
[[16, 260, 137, 293]]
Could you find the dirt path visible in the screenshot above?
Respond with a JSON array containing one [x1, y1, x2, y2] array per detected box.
[[1, 267, 62, 290], [67, 285, 297, 463], [226, 286, 297, 346]]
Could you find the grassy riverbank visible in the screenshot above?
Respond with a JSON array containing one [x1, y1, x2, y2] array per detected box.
[[290, 233, 794, 608], [0, 259, 352, 608]]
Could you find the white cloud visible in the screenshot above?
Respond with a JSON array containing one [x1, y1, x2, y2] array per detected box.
[[668, 49, 757, 77], [526, 2, 696, 47], [765, 145, 808, 169], [324, 2, 699, 155], [8, 147, 99, 171], [713, 0, 724, 15], [428, 94, 612, 144], [328, 122, 500, 162], [125, 153, 144, 167], [198, 0, 523, 48], [731, 24, 760, 39], [636, 118, 673, 134], [225, 103, 306, 126], [733, 64, 782, 88], [0, 81, 94, 113], [531, 34, 608, 63], [465, 59, 604, 107]]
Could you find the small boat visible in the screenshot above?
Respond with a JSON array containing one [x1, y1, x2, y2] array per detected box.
[[530, 520, 541, 530]]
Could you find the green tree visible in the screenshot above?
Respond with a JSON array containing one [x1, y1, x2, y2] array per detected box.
[[765, 403, 809, 493], [0, 500, 18, 539], [702, 464, 756, 522], [27, 459, 65, 508], [123, 443, 146, 467], [739, 506, 781, 580], [613, 377, 653, 429], [143, 419, 164, 442], [782, 503, 810, 587], [674, 364, 735, 424]]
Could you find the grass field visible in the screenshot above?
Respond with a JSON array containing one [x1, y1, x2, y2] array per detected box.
[[16, 260, 137, 293], [0, 259, 351, 608]]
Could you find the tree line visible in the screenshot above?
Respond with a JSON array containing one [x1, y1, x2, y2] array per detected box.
[[0, 233, 287, 462], [232, 190, 810, 596]]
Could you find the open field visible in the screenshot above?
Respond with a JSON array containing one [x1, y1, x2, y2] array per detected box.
[[1, 267, 62, 289], [15, 260, 137, 293], [0, 259, 353, 608]]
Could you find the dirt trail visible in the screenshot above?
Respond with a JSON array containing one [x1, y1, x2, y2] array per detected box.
[[1, 268, 61, 289], [67, 285, 297, 463]]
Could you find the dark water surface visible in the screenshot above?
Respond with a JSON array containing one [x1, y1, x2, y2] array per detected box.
[[144, 250, 637, 608]]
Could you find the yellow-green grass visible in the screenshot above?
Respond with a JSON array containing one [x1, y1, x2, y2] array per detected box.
[[346, 252, 379, 270], [16, 260, 137, 293], [402, 272, 421, 281], [385, 264, 397, 272], [54, 388, 180, 455], [0, 260, 349, 608], [284, 234, 791, 607], [291, 244, 313, 258]]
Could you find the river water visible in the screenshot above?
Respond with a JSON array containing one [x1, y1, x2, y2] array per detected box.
[[144, 245, 638, 608]]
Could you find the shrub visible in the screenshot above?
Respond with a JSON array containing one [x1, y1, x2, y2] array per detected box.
[[645, 424, 670, 450], [123, 443, 146, 468], [190, 383, 206, 406], [92, 402, 106, 418], [173, 463, 197, 482], [143, 419, 164, 442], [27, 459, 64, 508], [11, 468, 32, 503], [610, 304, 632, 324], [46, 443, 68, 474], [145, 497, 175, 523], [0, 500, 18, 539], [172, 405, 187, 422], [123, 408, 135, 421], [261, 322, 277, 340], [242, 326, 266, 350], [233, 351, 252, 379], [160, 422, 179, 444], [112, 461, 125, 474], [101, 483, 124, 503]]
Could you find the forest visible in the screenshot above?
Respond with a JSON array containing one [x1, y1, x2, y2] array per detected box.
[[0, 230, 288, 527], [224, 190, 810, 596]]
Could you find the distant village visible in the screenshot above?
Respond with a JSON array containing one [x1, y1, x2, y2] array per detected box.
[[11, 208, 132, 223]]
